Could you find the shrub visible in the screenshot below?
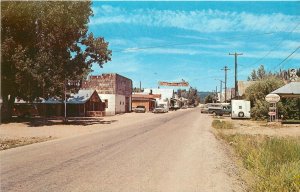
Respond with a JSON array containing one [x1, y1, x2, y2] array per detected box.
[[212, 120, 234, 129], [223, 134, 300, 192]]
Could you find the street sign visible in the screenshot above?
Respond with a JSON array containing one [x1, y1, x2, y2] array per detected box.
[[159, 81, 189, 87], [268, 111, 276, 116], [265, 94, 280, 103]]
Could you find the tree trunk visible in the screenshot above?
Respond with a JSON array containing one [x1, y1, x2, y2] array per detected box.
[[1, 95, 15, 123]]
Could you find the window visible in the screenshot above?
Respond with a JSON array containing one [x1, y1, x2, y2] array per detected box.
[[239, 106, 242, 109]]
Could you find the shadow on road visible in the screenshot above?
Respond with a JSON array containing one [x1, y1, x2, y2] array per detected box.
[[2, 117, 118, 127]]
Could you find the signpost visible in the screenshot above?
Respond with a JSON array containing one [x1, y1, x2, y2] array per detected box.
[[265, 93, 280, 122]]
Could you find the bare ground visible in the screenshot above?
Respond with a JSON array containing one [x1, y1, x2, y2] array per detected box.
[[212, 115, 300, 137]]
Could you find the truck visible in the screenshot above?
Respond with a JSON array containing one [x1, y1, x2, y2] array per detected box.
[[231, 100, 251, 119]]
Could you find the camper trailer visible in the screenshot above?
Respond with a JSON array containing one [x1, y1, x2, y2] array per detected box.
[[231, 100, 251, 119]]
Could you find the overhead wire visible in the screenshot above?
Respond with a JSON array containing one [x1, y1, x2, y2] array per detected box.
[[274, 46, 300, 70]]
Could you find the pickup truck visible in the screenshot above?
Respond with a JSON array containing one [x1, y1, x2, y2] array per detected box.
[[215, 105, 232, 116]]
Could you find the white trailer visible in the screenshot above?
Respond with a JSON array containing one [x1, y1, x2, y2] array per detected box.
[[231, 100, 251, 119]]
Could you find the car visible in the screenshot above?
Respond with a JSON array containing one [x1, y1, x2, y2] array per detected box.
[[153, 105, 168, 113], [133, 106, 146, 113], [215, 105, 232, 116], [200, 104, 209, 113], [181, 105, 188, 109]]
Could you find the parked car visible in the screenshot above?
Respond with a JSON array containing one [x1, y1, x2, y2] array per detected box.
[[215, 105, 232, 116], [181, 105, 188, 109], [207, 103, 223, 114], [200, 104, 209, 113], [133, 106, 146, 113], [153, 104, 168, 113]]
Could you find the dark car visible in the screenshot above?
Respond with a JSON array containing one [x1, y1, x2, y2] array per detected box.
[[215, 105, 232, 116], [133, 106, 146, 113]]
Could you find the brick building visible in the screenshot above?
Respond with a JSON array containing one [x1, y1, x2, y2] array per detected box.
[[81, 73, 132, 115]]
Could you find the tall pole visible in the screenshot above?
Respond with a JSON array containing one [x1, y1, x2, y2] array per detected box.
[[139, 81, 142, 92], [220, 80, 223, 102], [221, 66, 229, 103], [229, 52, 243, 99], [64, 80, 67, 122]]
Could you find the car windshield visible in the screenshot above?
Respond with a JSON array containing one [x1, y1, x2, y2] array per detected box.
[[137, 106, 145, 108]]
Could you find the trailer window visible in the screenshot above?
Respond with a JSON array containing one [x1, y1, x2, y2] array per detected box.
[[239, 106, 242, 109]]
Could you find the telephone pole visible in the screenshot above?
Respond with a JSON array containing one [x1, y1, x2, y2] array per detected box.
[[229, 52, 243, 99], [221, 66, 229, 103]]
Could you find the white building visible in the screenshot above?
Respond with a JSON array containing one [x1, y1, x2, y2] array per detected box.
[[82, 73, 132, 115], [143, 88, 175, 107]]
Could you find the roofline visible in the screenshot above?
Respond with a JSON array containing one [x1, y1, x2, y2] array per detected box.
[[89, 73, 132, 82]]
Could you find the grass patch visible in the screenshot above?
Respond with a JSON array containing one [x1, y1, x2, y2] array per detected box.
[[212, 119, 234, 129], [221, 134, 300, 191]]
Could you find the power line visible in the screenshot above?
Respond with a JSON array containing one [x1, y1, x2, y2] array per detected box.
[[274, 46, 300, 70], [250, 22, 300, 67]]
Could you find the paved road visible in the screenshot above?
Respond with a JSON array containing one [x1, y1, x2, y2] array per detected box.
[[0, 108, 244, 192]]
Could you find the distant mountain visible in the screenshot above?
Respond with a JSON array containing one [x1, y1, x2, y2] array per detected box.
[[198, 92, 212, 103]]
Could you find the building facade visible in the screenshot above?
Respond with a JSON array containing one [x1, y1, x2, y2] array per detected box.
[[132, 93, 161, 112], [82, 74, 132, 115]]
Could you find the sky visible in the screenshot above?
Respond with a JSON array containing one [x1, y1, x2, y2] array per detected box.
[[88, 1, 300, 92]]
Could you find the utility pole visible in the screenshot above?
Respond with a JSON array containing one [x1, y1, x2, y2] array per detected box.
[[221, 66, 229, 103], [229, 52, 243, 99]]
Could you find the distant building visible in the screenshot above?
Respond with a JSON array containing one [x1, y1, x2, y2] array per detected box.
[[143, 88, 175, 108], [81, 73, 132, 115], [237, 81, 255, 97], [132, 93, 161, 112]]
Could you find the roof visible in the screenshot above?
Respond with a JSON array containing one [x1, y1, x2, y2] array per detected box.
[[132, 93, 161, 99], [238, 81, 255, 96], [143, 88, 174, 100], [68, 90, 97, 104], [42, 90, 99, 104], [271, 82, 300, 98]]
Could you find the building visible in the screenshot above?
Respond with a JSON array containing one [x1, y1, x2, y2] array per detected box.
[[132, 93, 161, 112], [13, 90, 105, 117], [143, 88, 175, 107], [81, 73, 132, 115]]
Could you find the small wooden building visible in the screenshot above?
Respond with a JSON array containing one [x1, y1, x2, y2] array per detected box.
[[42, 90, 105, 117]]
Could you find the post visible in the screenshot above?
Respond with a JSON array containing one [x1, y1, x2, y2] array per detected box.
[[64, 80, 67, 122], [229, 52, 243, 99], [221, 66, 229, 103], [220, 80, 222, 102]]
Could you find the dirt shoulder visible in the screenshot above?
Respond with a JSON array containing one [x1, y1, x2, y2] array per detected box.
[[213, 115, 300, 137]]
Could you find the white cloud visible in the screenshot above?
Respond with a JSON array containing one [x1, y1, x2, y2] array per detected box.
[[90, 6, 300, 33]]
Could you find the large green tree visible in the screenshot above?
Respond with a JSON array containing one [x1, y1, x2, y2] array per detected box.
[[1, 1, 111, 120]]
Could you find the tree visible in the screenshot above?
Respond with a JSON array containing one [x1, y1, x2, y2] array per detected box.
[[245, 76, 285, 120], [248, 69, 258, 81], [1, 2, 112, 120], [204, 94, 216, 104], [257, 65, 266, 80]]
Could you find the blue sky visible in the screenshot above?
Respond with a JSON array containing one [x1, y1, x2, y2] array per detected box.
[[89, 1, 300, 91]]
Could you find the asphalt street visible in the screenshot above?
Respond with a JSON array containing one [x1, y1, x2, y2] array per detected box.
[[0, 108, 244, 192]]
